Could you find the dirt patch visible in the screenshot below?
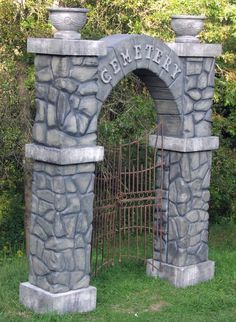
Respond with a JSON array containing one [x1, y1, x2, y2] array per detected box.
[[146, 300, 169, 312], [112, 299, 169, 314]]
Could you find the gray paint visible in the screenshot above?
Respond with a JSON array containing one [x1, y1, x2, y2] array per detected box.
[[25, 144, 104, 164], [21, 14, 222, 313], [146, 259, 215, 288], [20, 282, 96, 314]]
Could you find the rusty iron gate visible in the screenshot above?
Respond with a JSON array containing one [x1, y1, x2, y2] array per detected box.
[[91, 126, 164, 275]]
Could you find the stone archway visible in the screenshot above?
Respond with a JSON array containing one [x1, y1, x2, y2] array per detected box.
[[20, 16, 221, 314]]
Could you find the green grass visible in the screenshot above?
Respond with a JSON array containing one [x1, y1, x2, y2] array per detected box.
[[0, 224, 235, 322]]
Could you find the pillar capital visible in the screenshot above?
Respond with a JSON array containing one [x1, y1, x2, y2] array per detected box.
[[27, 38, 107, 57], [149, 135, 219, 152], [25, 144, 104, 165]]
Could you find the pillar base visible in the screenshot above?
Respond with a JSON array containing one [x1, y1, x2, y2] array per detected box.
[[146, 259, 215, 288], [19, 282, 97, 314]]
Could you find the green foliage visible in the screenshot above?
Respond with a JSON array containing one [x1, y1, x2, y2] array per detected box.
[[0, 191, 25, 250], [210, 145, 236, 224], [0, 224, 236, 321], [0, 0, 235, 249], [98, 74, 156, 145]]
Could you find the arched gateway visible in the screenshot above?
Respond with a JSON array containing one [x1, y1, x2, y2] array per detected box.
[[20, 14, 222, 314]]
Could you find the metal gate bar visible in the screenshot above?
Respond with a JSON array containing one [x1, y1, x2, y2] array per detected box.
[[91, 126, 164, 276]]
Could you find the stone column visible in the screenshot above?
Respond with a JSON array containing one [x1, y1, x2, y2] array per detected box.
[[19, 18, 107, 313], [147, 22, 222, 287]]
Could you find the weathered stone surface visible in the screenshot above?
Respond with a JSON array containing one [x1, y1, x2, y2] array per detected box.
[[55, 78, 78, 93], [188, 89, 201, 101], [69, 94, 80, 109], [74, 248, 86, 271], [168, 219, 178, 240], [53, 176, 65, 194], [62, 214, 77, 238], [186, 61, 202, 75], [78, 82, 98, 95], [35, 55, 51, 70], [79, 96, 97, 117], [55, 194, 67, 212], [186, 210, 199, 223], [25, 36, 219, 297], [194, 99, 212, 111], [37, 190, 54, 203], [64, 113, 77, 134], [32, 256, 49, 275], [31, 224, 46, 241], [186, 75, 197, 90], [83, 57, 99, 66], [47, 103, 57, 127], [175, 178, 191, 203], [76, 213, 88, 234], [52, 56, 70, 78], [65, 178, 77, 193], [38, 200, 53, 216], [48, 86, 58, 103], [72, 275, 90, 290], [35, 99, 46, 122], [33, 123, 46, 143], [183, 96, 194, 114], [193, 112, 205, 123], [37, 217, 54, 237], [71, 67, 97, 82], [45, 237, 74, 251], [78, 114, 90, 134], [72, 57, 83, 65], [37, 67, 53, 82], [175, 217, 189, 238], [63, 249, 75, 271], [20, 282, 97, 313], [75, 234, 85, 248], [47, 272, 70, 286], [54, 214, 66, 237], [63, 194, 80, 214], [198, 71, 208, 89], [73, 174, 92, 194], [57, 92, 71, 128], [195, 121, 211, 136], [43, 250, 65, 271], [202, 87, 214, 99]]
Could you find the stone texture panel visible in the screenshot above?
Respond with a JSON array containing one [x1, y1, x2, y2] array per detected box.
[[29, 162, 95, 293], [154, 150, 212, 267]]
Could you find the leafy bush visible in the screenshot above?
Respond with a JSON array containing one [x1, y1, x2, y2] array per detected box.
[[0, 0, 235, 248]]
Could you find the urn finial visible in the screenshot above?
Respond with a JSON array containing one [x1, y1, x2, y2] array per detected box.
[[171, 15, 206, 43], [48, 7, 89, 39]]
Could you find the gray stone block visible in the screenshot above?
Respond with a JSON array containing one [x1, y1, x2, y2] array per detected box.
[[149, 135, 219, 152], [25, 144, 104, 165], [146, 259, 215, 288], [20, 282, 97, 314], [167, 43, 222, 57], [28, 38, 107, 57]]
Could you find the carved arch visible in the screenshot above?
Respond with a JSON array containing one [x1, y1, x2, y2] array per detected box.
[[96, 34, 184, 137]]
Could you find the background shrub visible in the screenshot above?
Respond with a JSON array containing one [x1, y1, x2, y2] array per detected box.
[[0, 0, 235, 251]]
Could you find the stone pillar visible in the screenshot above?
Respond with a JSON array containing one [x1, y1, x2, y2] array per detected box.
[[19, 17, 107, 313], [147, 27, 222, 287]]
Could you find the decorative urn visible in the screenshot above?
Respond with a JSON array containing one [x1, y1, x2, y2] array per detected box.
[[171, 15, 206, 43], [48, 7, 89, 39]]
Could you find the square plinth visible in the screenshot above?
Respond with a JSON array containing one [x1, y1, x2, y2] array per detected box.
[[19, 282, 97, 314], [146, 259, 215, 288]]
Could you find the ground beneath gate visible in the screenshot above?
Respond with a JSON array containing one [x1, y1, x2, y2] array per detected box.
[[0, 224, 235, 322]]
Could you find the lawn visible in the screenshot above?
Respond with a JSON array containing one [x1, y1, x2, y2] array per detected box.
[[0, 224, 235, 322]]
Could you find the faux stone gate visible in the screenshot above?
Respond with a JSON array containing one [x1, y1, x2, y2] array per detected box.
[[92, 128, 164, 275], [19, 10, 222, 314]]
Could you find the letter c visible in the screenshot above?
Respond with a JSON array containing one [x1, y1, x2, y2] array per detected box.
[[101, 68, 112, 84]]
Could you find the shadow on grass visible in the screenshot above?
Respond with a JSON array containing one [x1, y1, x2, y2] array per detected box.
[[0, 224, 235, 322]]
